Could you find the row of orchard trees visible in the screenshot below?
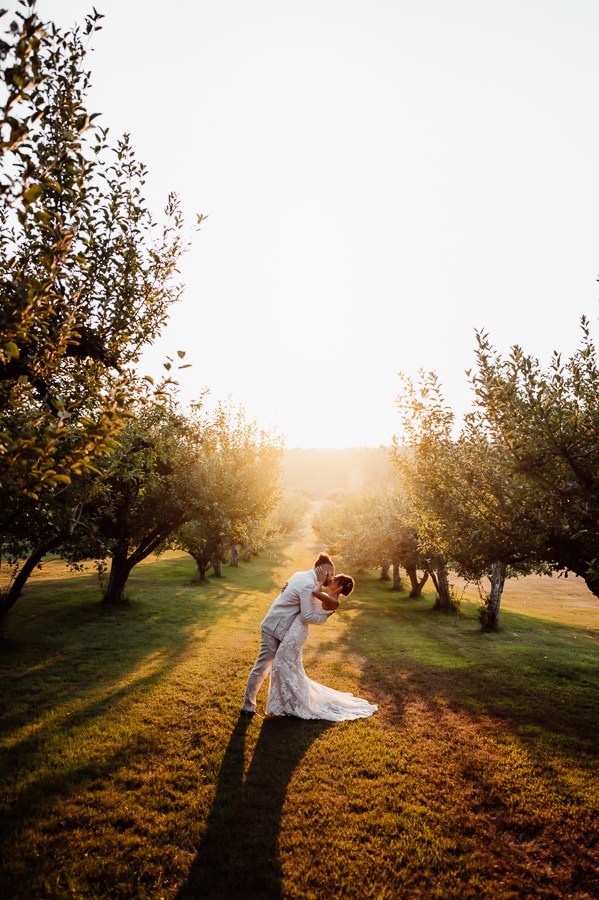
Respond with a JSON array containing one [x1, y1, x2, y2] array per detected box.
[[315, 321, 599, 630], [1, 395, 283, 610], [0, 4, 283, 611]]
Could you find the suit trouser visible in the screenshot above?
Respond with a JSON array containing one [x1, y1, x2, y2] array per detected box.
[[242, 629, 281, 712]]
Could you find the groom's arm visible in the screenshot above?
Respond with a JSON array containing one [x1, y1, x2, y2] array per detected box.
[[298, 580, 335, 624]]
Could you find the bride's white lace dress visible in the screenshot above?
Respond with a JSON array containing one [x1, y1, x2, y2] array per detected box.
[[265, 616, 377, 721]]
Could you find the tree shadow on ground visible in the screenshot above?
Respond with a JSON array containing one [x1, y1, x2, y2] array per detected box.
[[0, 560, 262, 863], [321, 592, 599, 759], [176, 714, 333, 900]]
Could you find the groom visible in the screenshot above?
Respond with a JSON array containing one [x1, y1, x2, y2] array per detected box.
[[241, 553, 336, 716]]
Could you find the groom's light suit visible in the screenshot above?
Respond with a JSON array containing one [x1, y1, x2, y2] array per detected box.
[[242, 567, 335, 712]]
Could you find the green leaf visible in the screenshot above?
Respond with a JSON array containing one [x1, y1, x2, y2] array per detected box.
[[22, 183, 44, 204]]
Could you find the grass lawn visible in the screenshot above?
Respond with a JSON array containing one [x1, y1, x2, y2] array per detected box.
[[1, 524, 598, 899]]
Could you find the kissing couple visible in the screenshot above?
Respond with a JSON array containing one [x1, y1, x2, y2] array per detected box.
[[241, 553, 377, 721]]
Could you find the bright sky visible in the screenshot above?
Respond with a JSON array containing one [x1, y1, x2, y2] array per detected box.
[[25, 1, 599, 446]]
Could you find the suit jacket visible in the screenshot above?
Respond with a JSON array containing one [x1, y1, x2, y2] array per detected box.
[[261, 568, 333, 640]]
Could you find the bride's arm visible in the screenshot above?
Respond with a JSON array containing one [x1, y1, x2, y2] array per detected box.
[[312, 589, 339, 611]]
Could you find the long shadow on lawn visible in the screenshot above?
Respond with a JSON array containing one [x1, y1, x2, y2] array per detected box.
[[177, 713, 332, 900]]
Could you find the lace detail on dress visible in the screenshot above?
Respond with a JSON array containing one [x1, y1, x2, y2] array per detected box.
[[265, 617, 377, 721]]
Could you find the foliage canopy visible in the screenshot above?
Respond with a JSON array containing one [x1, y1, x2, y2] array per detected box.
[[0, 1, 193, 508]]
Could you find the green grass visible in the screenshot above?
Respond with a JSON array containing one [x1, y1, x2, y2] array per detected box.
[[0, 535, 598, 899]]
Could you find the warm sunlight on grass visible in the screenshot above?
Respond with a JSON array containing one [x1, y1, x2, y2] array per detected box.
[[1, 536, 598, 899]]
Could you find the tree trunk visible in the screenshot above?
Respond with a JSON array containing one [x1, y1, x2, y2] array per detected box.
[[191, 557, 211, 583], [0, 534, 63, 612], [0, 505, 84, 612], [380, 563, 391, 581], [212, 557, 223, 577], [405, 564, 429, 598], [431, 556, 452, 611], [392, 563, 403, 591], [103, 548, 135, 605], [230, 545, 239, 567], [483, 560, 506, 630]]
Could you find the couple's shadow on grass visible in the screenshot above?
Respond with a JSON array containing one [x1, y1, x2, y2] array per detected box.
[[176, 712, 332, 900]]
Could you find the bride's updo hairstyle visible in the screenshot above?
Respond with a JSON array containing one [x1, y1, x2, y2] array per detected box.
[[334, 574, 354, 597]]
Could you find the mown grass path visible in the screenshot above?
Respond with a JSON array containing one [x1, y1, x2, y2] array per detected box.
[[1, 521, 598, 899]]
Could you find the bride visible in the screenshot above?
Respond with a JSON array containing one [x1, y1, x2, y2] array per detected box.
[[265, 574, 378, 721]]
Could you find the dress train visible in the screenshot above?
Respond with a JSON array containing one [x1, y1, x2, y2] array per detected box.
[[265, 616, 377, 721]]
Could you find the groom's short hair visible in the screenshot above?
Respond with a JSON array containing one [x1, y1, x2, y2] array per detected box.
[[314, 553, 333, 568]]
